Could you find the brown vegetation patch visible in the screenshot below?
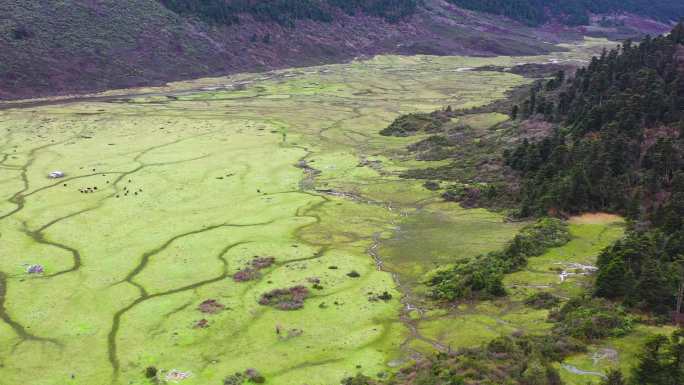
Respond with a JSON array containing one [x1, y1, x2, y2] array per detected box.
[[568, 213, 623, 225], [640, 125, 680, 160], [517, 117, 554, 141], [198, 299, 225, 314], [475, 63, 574, 78], [233, 256, 276, 282], [194, 319, 209, 329], [258, 286, 310, 310], [233, 268, 261, 282], [251, 256, 275, 269]]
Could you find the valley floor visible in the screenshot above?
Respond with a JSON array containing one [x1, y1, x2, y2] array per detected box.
[[0, 38, 665, 385]]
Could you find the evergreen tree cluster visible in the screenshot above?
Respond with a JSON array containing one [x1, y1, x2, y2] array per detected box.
[[549, 297, 634, 340], [327, 0, 418, 23], [594, 230, 684, 317], [447, 0, 684, 27], [384, 333, 580, 385], [506, 24, 684, 218], [424, 218, 570, 300], [625, 330, 684, 385], [343, 328, 683, 385], [159, 0, 417, 26], [350, 24, 684, 385], [506, 23, 684, 316], [534, 328, 683, 385]]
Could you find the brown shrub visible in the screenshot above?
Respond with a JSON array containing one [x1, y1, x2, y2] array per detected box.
[[233, 257, 276, 283], [233, 268, 261, 282], [251, 256, 275, 269], [258, 286, 310, 310], [198, 299, 225, 314]]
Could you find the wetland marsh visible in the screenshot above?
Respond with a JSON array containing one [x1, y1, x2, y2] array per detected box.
[[0, 38, 643, 385]]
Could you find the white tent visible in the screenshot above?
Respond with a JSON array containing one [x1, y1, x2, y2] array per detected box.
[[48, 171, 65, 179]]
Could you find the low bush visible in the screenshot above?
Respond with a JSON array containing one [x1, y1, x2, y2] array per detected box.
[[380, 111, 450, 137], [224, 372, 245, 385], [387, 333, 582, 385], [423, 258, 506, 301], [245, 368, 265, 383], [233, 268, 260, 282], [258, 286, 310, 310], [198, 299, 225, 313], [341, 373, 379, 385], [524, 292, 561, 309], [144, 366, 157, 379], [424, 218, 569, 301], [423, 181, 441, 191], [347, 270, 361, 278], [233, 256, 276, 282], [251, 256, 275, 269], [550, 297, 633, 341]]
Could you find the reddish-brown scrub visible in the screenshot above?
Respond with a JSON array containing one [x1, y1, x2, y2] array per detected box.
[[198, 299, 225, 314], [258, 286, 310, 310], [194, 319, 209, 329], [233, 268, 261, 282], [251, 256, 275, 269]]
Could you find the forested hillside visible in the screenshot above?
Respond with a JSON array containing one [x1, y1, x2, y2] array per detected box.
[[506, 23, 684, 318], [161, 0, 684, 27], [448, 0, 684, 26], [506, 23, 684, 220], [368, 23, 684, 385]]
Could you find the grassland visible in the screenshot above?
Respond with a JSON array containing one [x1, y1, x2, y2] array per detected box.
[[403, 215, 623, 352], [0, 39, 629, 385]]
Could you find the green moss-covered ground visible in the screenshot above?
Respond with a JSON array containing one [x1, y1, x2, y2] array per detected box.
[[0, 39, 616, 385]]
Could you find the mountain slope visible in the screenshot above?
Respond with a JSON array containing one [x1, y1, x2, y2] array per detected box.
[[505, 23, 684, 321], [159, 0, 419, 25], [0, 0, 676, 100], [507, 24, 684, 219], [447, 0, 684, 27]]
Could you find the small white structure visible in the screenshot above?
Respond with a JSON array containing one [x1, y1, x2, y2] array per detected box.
[[165, 370, 191, 382], [48, 171, 65, 179], [26, 264, 44, 274]]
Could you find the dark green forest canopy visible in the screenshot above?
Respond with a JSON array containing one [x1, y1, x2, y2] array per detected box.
[[160, 0, 684, 27], [505, 23, 684, 317], [362, 24, 684, 385], [159, 0, 418, 25], [506, 23, 684, 218], [446, 0, 684, 26]]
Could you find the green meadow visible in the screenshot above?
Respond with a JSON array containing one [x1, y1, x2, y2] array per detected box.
[[0, 39, 649, 385]]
